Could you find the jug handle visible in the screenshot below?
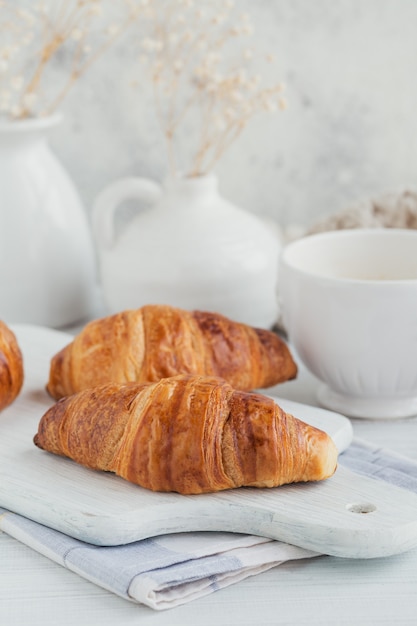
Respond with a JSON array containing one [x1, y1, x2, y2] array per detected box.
[[92, 177, 162, 250]]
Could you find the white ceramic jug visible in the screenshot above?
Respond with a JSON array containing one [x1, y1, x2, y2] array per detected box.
[[0, 114, 96, 327], [92, 174, 281, 328]]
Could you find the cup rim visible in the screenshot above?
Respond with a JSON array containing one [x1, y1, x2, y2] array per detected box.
[[280, 227, 417, 286]]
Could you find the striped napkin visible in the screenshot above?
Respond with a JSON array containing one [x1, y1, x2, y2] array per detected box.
[[1, 439, 416, 611]]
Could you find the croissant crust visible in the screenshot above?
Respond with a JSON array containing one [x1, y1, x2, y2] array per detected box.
[[34, 375, 337, 495], [46, 305, 297, 399], [0, 320, 24, 412]]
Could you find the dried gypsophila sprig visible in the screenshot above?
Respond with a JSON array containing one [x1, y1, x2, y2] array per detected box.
[[0, 0, 142, 120], [135, 0, 287, 177]]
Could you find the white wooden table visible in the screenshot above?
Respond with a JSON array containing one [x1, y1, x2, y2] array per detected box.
[[1, 328, 417, 625]]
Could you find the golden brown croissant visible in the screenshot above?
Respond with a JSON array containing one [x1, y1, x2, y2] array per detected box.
[[35, 375, 337, 494], [46, 305, 297, 400], [0, 320, 24, 411]]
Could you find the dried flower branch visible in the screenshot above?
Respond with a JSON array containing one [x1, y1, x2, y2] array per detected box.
[[0, 0, 142, 120], [135, 0, 287, 177]]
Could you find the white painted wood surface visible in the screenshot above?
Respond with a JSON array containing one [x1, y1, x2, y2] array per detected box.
[[1, 325, 417, 624], [1, 325, 357, 550], [2, 326, 416, 558]]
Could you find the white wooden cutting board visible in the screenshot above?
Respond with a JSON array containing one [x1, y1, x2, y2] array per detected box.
[[1, 324, 417, 559]]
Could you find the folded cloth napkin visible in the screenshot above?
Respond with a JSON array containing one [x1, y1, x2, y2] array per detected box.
[[1, 439, 417, 611]]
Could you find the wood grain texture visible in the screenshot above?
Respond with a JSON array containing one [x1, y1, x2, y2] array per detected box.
[[1, 528, 417, 626], [1, 327, 417, 625], [2, 326, 417, 557]]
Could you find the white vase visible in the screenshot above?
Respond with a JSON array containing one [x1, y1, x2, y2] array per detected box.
[[0, 114, 96, 328], [92, 173, 281, 328]]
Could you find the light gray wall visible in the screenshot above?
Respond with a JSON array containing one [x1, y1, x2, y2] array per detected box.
[[48, 0, 417, 232]]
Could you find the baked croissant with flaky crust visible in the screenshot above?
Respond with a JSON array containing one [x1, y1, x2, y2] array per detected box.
[[0, 320, 24, 412], [35, 375, 337, 495], [46, 305, 297, 400]]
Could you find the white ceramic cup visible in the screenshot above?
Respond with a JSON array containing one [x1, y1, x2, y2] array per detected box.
[[279, 228, 417, 419]]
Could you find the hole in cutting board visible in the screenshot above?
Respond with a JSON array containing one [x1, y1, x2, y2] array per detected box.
[[346, 502, 377, 514]]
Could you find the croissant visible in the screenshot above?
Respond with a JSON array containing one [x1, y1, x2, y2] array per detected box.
[[46, 305, 297, 400], [0, 320, 24, 412], [34, 375, 337, 495]]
